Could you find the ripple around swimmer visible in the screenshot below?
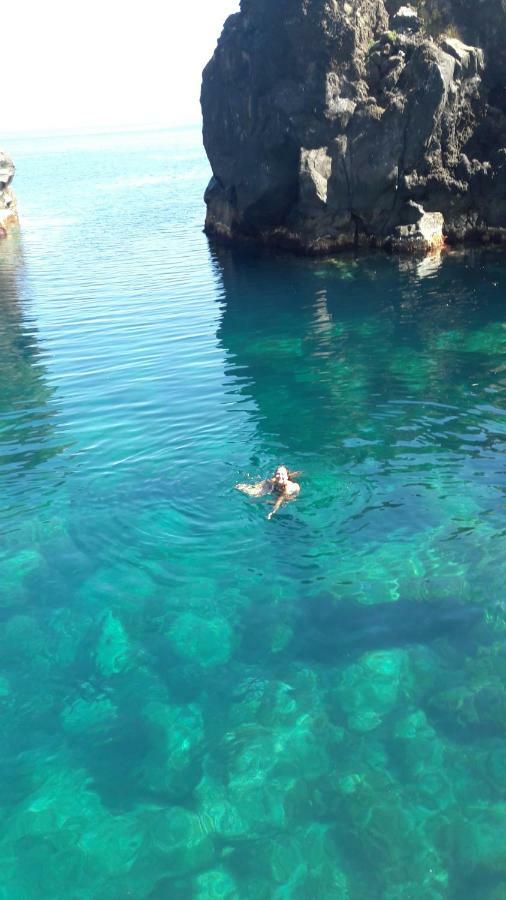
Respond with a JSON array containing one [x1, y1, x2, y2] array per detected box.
[[299, 472, 374, 535]]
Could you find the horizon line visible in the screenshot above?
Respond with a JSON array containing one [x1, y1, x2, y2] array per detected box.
[[2, 120, 203, 140]]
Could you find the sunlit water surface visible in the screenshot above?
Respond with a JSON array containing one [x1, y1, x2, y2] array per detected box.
[[1, 127, 506, 899]]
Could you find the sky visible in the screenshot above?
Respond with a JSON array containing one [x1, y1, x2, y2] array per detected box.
[[5, 0, 240, 134]]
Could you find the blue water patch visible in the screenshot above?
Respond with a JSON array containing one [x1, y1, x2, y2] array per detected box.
[[0, 126, 506, 897]]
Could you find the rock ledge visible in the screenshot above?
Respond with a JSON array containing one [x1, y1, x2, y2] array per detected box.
[[0, 151, 18, 237], [201, 0, 506, 254]]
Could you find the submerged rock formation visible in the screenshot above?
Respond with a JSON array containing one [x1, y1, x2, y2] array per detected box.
[[201, 0, 506, 253], [0, 150, 17, 237]]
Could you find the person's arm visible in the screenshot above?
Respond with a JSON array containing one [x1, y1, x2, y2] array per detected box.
[[288, 470, 302, 479], [267, 493, 285, 520], [236, 479, 272, 497]]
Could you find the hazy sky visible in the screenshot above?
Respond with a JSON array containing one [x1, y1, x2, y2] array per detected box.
[[6, 0, 239, 134]]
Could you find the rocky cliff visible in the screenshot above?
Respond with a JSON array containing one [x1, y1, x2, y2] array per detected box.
[[201, 0, 506, 253], [0, 151, 17, 237]]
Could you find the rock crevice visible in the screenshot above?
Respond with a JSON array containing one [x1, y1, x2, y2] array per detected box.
[[201, 0, 506, 252]]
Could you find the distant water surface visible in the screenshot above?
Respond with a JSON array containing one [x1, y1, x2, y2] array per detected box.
[[1, 126, 506, 898]]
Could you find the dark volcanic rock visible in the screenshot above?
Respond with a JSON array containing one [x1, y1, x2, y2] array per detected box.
[[0, 150, 18, 237], [201, 0, 506, 253]]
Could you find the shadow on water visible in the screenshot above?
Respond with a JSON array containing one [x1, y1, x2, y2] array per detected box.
[[210, 242, 506, 456], [291, 591, 485, 662], [237, 588, 487, 669], [0, 232, 66, 501]]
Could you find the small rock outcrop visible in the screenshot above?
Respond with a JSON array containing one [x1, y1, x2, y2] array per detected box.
[[201, 0, 506, 253], [0, 150, 17, 237]]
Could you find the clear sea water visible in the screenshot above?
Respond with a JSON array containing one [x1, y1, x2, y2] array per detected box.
[[1, 126, 506, 899]]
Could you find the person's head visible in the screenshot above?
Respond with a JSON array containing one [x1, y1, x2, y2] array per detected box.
[[274, 465, 289, 486]]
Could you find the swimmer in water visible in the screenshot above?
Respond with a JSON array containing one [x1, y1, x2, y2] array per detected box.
[[236, 465, 301, 519]]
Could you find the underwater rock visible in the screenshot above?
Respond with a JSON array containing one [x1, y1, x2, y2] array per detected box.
[[47, 607, 93, 668], [195, 775, 250, 842], [230, 669, 332, 732], [270, 622, 294, 654], [77, 812, 144, 877], [95, 610, 134, 676], [0, 548, 43, 606], [333, 649, 410, 732], [225, 771, 303, 839], [0, 675, 10, 700], [427, 643, 506, 738], [457, 804, 506, 875], [62, 696, 118, 736], [145, 806, 216, 875], [228, 674, 271, 727], [483, 885, 506, 900], [265, 824, 349, 898], [167, 611, 234, 667], [137, 700, 205, 799], [336, 768, 446, 896], [0, 764, 108, 895], [194, 867, 239, 900], [2, 614, 48, 676], [78, 564, 157, 612], [392, 709, 452, 806], [215, 701, 341, 838]]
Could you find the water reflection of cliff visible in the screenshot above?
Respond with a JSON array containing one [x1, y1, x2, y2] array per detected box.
[[0, 234, 62, 480], [212, 244, 506, 455]]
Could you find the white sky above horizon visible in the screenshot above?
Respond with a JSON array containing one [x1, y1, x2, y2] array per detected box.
[[5, 0, 240, 135]]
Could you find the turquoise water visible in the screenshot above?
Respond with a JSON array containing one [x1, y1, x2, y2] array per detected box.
[[1, 127, 506, 898]]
